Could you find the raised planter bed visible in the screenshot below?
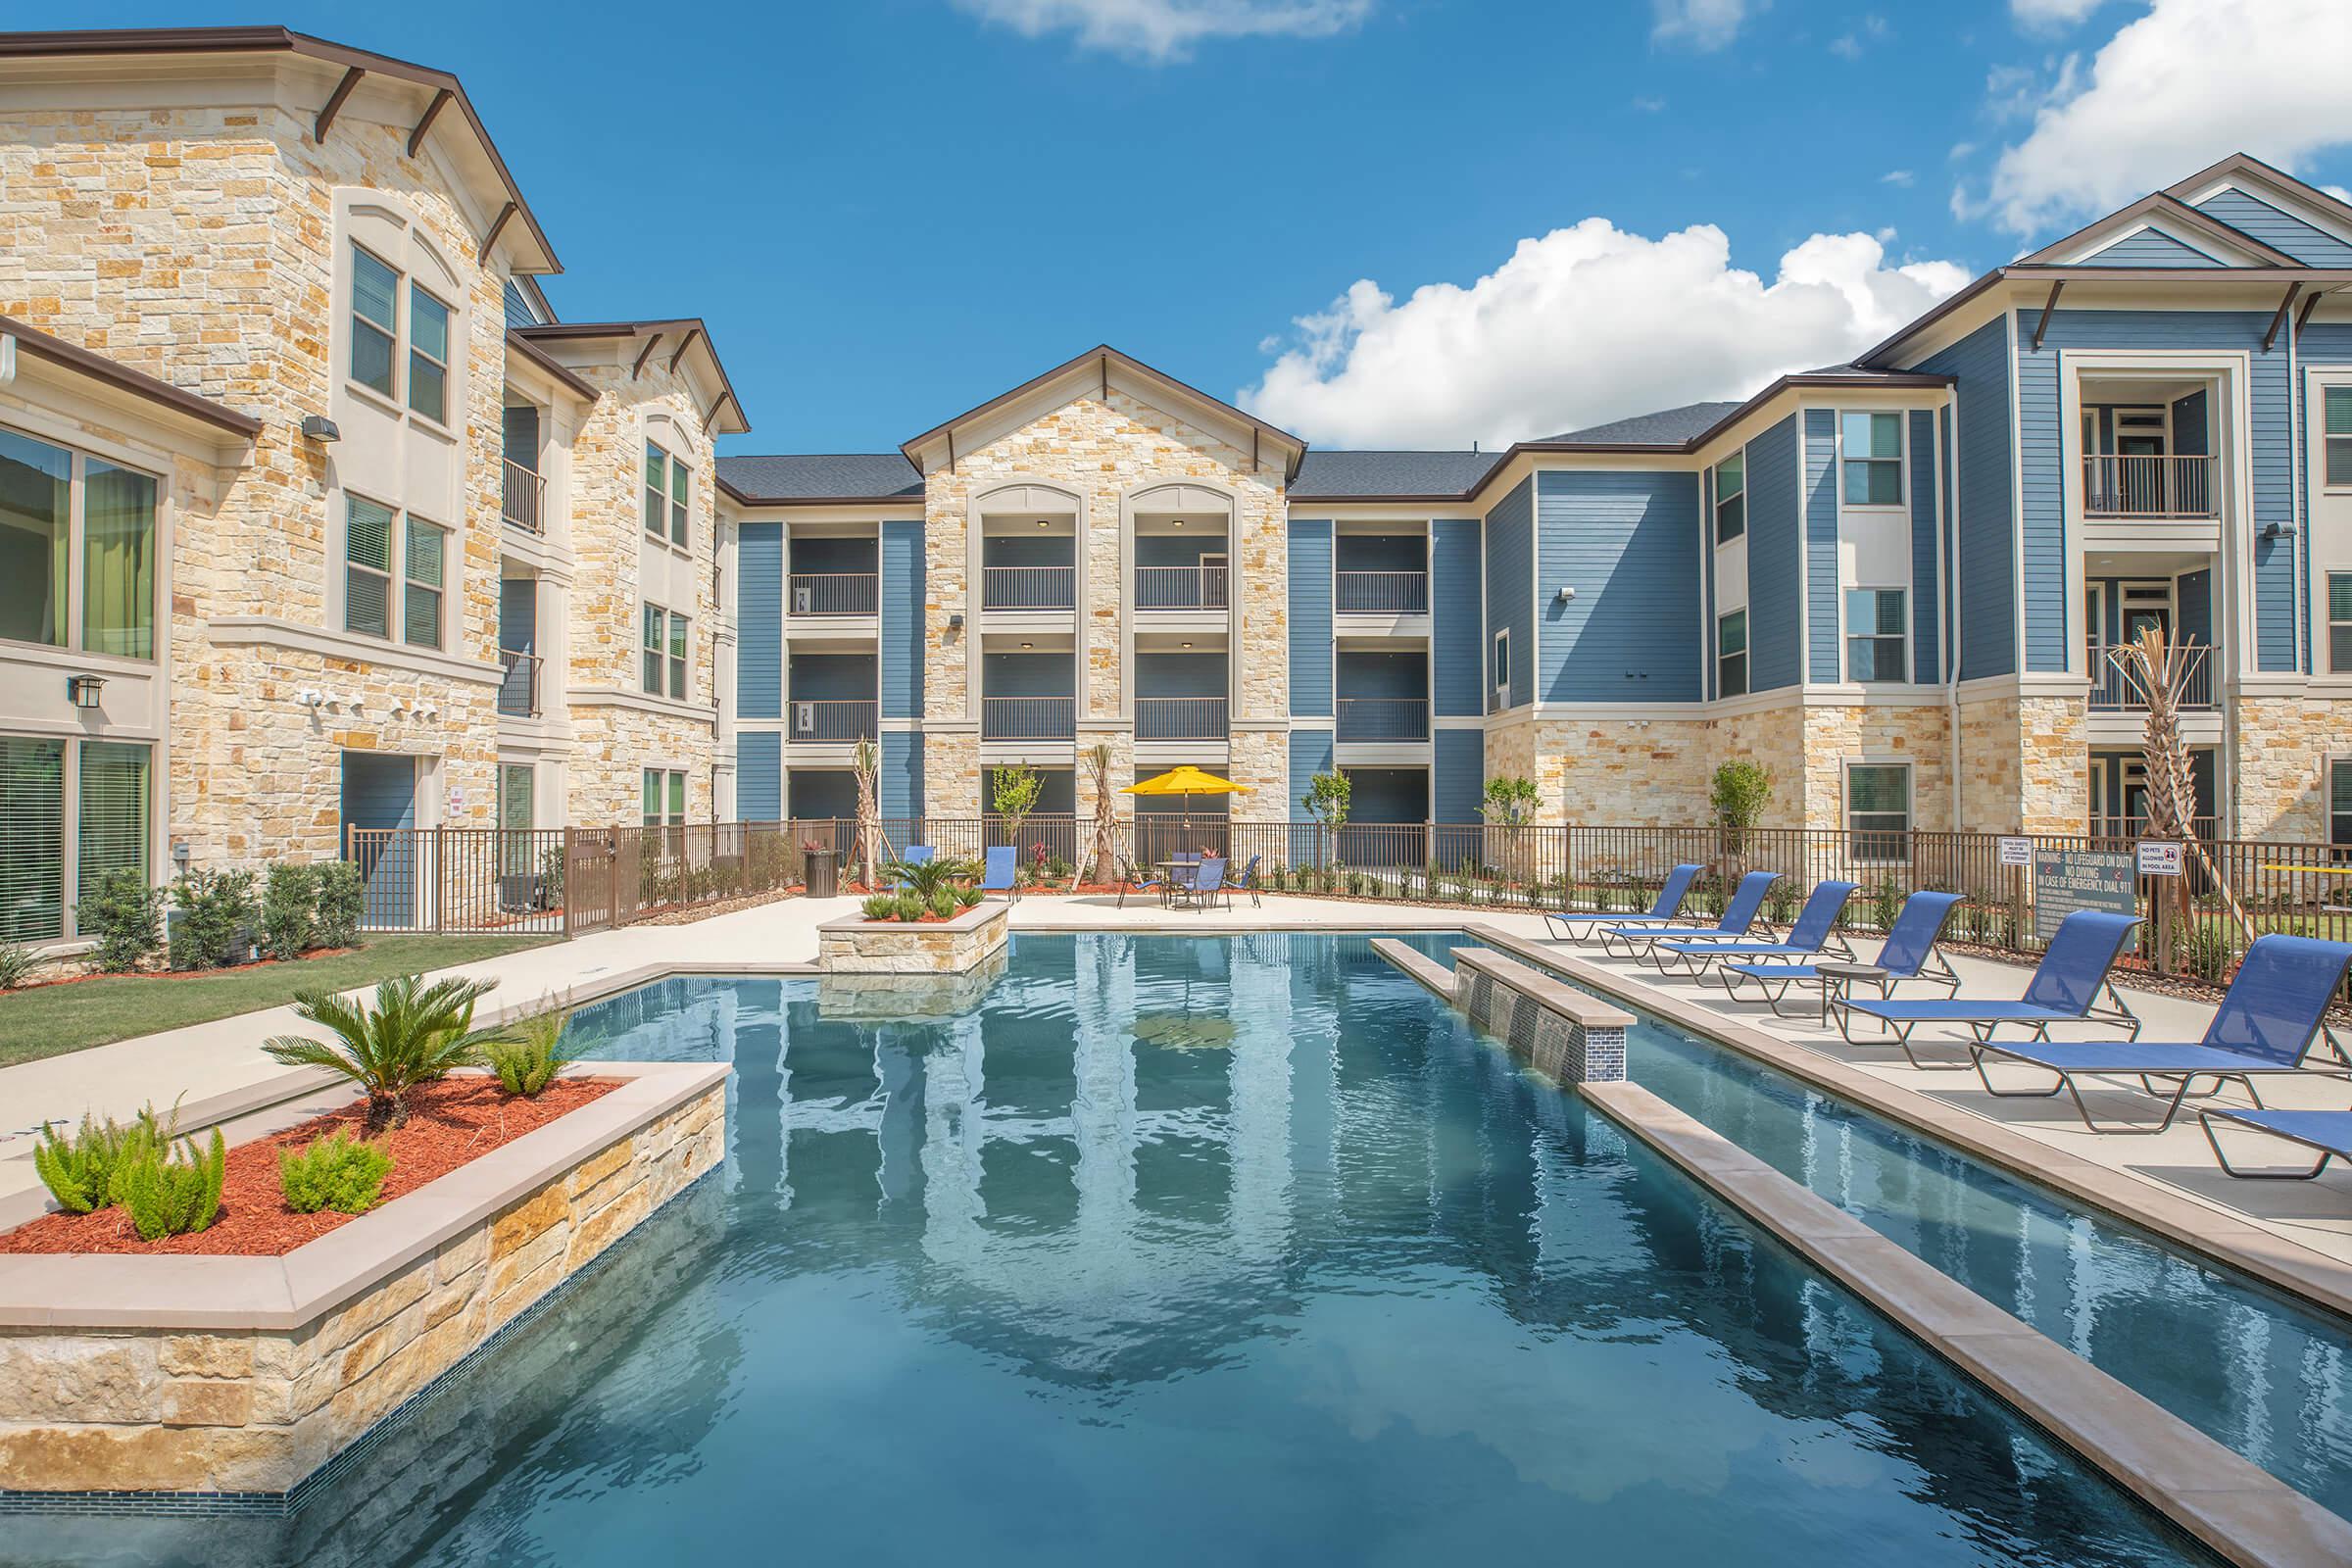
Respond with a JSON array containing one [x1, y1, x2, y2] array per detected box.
[[817, 899, 1009, 976]]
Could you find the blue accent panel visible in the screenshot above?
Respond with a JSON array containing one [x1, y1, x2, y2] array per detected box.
[[1348, 766, 1428, 824], [497, 579, 535, 655], [1433, 730, 1484, 826], [1907, 409, 1940, 685], [980, 535, 1071, 568], [737, 733, 780, 820], [789, 769, 859, 821], [2300, 323, 2352, 363], [2193, 188, 2352, 268], [1743, 416, 1803, 692], [737, 522, 782, 720], [1701, 468, 1717, 700], [2172, 389, 2209, 456], [1483, 480, 1533, 709], [787, 655, 876, 701], [1919, 318, 2016, 680], [1938, 406, 1956, 682], [1334, 535, 1424, 572], [1802, 410, 1839, 682], [2082, 228, 2226, 268], [1335, 651, 1426, 699], [1288, 729, 1334, 819], [879, 520, 925, 719], [879, 731, 923, 818], [1135, 534, 1221, 567], [982, 653, 1074, 698], [1534, 469, 1702, 702], [789, 536, 876, 573], [2023, 309, 2297, 672], [2180, 567, 2214, 647], [1431, 519, 1483, 716], [1135, 653, 1227, 698], [1288, 518, 1333, 716], [339, 754, 416, 926]]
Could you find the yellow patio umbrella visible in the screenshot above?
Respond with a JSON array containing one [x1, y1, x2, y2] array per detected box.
[[1123, 765, 1246, 840]]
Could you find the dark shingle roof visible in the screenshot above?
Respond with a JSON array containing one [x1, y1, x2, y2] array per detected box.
[[1289, 449, 1507, 500], [1539, 400, 1743, 446], [718, 453, 924, 502]]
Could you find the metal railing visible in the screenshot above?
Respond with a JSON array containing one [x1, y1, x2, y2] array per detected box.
[[1335, 570, 1429, 614], [1135, 564, 1229, 610], [789, 698, 879, 741], [2089, 642, 2215, 710], [496, 651, 541, 717], [982, 564, 1076, 610], [982, 695, 1076, 740], [2082, 454, 2217, 519], [1336, 697, 1429, 741], [790, 573, 879, 616], [1135, 696, 1228, 741], [501, 459, 544, 533]]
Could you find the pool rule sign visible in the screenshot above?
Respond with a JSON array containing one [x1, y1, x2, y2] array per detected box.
[[2033, 847, 2138, 948]]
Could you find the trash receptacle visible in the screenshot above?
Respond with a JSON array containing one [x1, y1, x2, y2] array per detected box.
[[806, 849, 839, 898]]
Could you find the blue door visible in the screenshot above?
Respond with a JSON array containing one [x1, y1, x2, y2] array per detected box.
[[341, 753, 417, 928]]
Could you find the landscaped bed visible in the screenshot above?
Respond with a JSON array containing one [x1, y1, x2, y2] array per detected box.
[[1, 1074, 622, 1255]]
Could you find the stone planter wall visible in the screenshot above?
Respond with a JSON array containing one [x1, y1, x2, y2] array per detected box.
[[816, 901, 1009, 975], [0, 1062, 726, 1500]]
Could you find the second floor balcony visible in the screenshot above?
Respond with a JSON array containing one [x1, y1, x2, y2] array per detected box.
[[1135, 696, 1228, 741], [1335, 570, 1429, 615], [2082, 454, 2217, 520], [2089, 641, 2216, 710], [1136, 563, 1228, 611], [496, 651, 541, 717], [789, 698, 879, 741], [501, 459, 545, 534], [982, 564, 1076, 611], [790, 572, 878, 616], [982, 695, 1076, 741], [1336, 696, 1430, 742]]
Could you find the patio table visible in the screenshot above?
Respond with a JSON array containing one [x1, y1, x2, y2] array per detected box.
[[1156, 860, 1201, 908]]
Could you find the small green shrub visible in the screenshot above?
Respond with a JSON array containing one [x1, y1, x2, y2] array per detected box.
[[0, 940, 34, 990], [115, 1126, 227, 1241], [1764, 880, 1797, 924], [31, 1109, 158, 1214], [860, 894, 899, 920], [955, 884, 982, 910], [2178, 921, 2237, 982], [1869, 877, 1903, 933], [1347, 872, 1365, 897], [170, 868, 258, 969], [929, 888, 958, 920], [486, 1009, 571, 1097], [893, 892, 925, 922], [77, 867, 164, 973], [263, 974, 508, 1132], [261, 862, 318, 960], [277, 1129, 393, 1215], [313, 860, 365, 950]]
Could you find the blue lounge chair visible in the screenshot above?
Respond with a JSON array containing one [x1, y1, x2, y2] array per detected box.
[[1834, 909, 2142, 1070], [1116, 858, 1162, 908], [1543, 863, 1704, 944], [1178, 856, 1230, 910], [1238, 854, 1262, 908], [1597, 870, 1779, 959], [980, 845, 1018, 903], [1724, 890, 1964, 1020], [889, 845, 934, 892], [1653, 880, 1857, 977], [2198, 1107, 2352, 1180], [1972, 934, 2352, 1135]]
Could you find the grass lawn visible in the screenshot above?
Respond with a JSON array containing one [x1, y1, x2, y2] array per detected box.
[[0, 934, 561, 1069]]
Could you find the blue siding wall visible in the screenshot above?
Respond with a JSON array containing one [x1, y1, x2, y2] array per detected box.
[[2082, 228, 2226, 268], [1335, 535, 1424, 572], [1743, 416, 1803, 692], [1135, 534, 1222, 567], [880, 519, 925, 718], [1483, 480, 1533, 709], [737, 732, 780, 820], [738, 522, 781, 719], [1907, 409, 1940, 684], [1335, 651, 1427, 699], [1801, 410, 1840, 682], [1433, 730, 1484, 825], [789, 536, 876, 573], [2180, 567, 2214, 646], [2173, 388, 2210, 455], [879, 731, 923, 817], [1347, 766, 1428, 824], [1919, 318, 2016, 680], [789, 769, 859, 821], [2193, 188, 2352, 268], [2021, 309, 2297, 672], [1431, 518, 1483, 715], [1135, 653, 1227, 697], [1938, 406, 1957, 679], [1701, 468, 1717, 700], [1534, 469, 1702, 702], [1288, 729, 1334, 819], [983, 652, 1074, 698], [1288, 518, 1333, 716]]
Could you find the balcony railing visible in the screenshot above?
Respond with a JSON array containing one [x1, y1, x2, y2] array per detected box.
[[2088, 642, 2215, 710], [982, 564, 1076, 611], [790, 573, 878, 616], [502, 460, 545, 534], [1336, 697, 1429, 742], [789, 698, 878, 741], [1135, 696, 1228, 741], [2082, 454, 2217, 519], [496, 651, 541, 717], [1135, 564, 1229, 611], [1335, 570, 1429, 614], [982, 695, 1076, 741]]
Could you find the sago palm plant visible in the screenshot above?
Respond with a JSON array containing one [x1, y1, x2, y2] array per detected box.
[[882, 856, 978, 904], [264, 973, 512, 1131]]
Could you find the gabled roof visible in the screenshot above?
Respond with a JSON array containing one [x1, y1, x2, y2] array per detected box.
[[2164, 152, 2352, 238], [1291, 450, 1506, 502], [1539, 400, 1743, 447], [717, 454, 924, 505], [2015, 191, 2302, 270], [2, 315, 261, 439], [512, 319, 749, 435]]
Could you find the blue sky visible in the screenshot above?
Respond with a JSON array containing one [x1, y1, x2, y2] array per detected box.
[[45, 0, 2352, 451]]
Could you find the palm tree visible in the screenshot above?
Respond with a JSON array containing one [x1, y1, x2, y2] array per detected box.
[[880, 856, 978, 903], [264, 973, 514, 1131]]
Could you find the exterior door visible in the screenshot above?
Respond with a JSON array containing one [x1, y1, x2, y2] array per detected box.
[[340, 753, 417, 928]]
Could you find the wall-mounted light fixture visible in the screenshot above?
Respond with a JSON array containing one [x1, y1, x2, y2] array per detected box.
[[66, 673, 106, 710], [1555, 585, 1577, 604], [297, 688, 324, 708], [1019, 641, 1034, 650], [299, 415, 341, 443], [172, 841, 190, 871], [1036, 518, 1049, 529], [948, 612, 964, 630], [1171, 518, 1185, 528]]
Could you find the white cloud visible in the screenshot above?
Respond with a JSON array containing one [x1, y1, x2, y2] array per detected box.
[[1632, 94, 1668, 112], [954, 0, 1372, 60], [2011, 0, 2107, 26], [1830, 13, 1889, 58], [1963, 0, 2352, 235], [1882, 170, 1916, 187], [1241, 219, 1969, 448], [1650, 0, 1749, 51]]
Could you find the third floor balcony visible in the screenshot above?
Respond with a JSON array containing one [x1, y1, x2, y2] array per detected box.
[[1135, 696, 1228, 741], [982, 695, 1076, 741], [2082, 454, 2217, 520]]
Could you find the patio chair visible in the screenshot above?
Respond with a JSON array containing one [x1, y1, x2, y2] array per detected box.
[[1178, 856, 1230, 911], [1596, 871, 1779, 959], [1833, 909, 2143, 1070], [980, 845, 1018, 903], [1724, 890, 1964, 1019], [1967, 933, 2352, 1135], [1115, 858, 1162, 909], [1651, 881, 1858, 977], [1237, 854, 1262, 908], [1542, 863, 1704, 945], [889, 845, 934, 892], [2198, 1107, 2352, 1180]]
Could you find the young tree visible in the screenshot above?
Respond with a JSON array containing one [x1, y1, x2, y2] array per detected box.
[[1482, 774, 1543, 890], [1709, 760, 1772, 848], [993, 762, 1043, 877], [1084, 744, 1120, 885], [1301, 769, 1350, 870], [852, 738, 882, 891]]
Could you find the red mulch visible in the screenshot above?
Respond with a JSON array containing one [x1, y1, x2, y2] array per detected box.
[[1, 1076, 621, 1257]]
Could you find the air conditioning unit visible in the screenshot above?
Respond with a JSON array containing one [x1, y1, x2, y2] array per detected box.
[[795, 701, 816, 735], [793, 583, 813, 613]]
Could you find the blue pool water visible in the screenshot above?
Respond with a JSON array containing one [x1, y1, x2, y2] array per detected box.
[[14, 934, 2217, 1566]]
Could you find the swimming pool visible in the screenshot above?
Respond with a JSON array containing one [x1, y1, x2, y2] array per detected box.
[[12, 934, 2214, 1565]]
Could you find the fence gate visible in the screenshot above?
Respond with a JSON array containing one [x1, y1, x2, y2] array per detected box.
[[564, 828, 621, 935]]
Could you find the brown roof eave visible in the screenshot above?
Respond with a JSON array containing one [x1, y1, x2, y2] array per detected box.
[[512, 319, 750, 434], [504, 330, 597, 402], [2, 315, 262, 438]]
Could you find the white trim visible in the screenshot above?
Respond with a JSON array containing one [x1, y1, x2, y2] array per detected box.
[[565, 687, 718, 727], [203, 616, 500, 684]]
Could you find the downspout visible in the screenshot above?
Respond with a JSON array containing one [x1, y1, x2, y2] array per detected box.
[[1944, 392, 1963, 833]]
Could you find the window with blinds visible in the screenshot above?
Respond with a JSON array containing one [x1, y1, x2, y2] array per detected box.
[[0, 428, 71, 650], [644, 444, 668, 539], [76, 741, 149, 909], [404, 518, 446, 649], [2328, 386, 2352, 490], [0, 736, 66, 944], [408, 283, 450, 423], [352, 243, 399, 398], [83, 461, 157, 660], [346, 495, 395, 638], [668, 456, 690, 547], [642, 605, 665, 693], [666, 612, 689, 699]]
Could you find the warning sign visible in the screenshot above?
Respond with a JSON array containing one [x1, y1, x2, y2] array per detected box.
[[2033, 848, 2137, 949]]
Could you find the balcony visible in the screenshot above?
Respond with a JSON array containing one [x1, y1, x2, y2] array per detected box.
[[983, 696, 1075, 741], [2082, 455, 2217, 520], [1336, 697, 1429, 742], [1135, 696, 1228, 741], [501, 460, 545, 534], [1335, 570, 1428, 615], [982, 564, 1076, 611], [789, 698, 878, 741], [790, 572, 878, 616], [496, 651, 541, 717], [1136, 564, 1228, 611], [2089, 642, 2216, 711]]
